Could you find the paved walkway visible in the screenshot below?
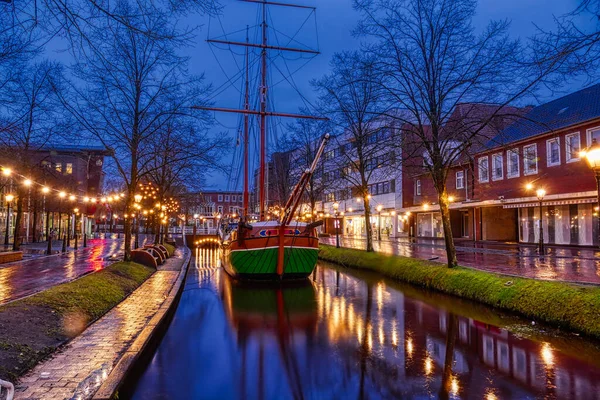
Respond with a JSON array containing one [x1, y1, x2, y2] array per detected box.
[[14, 247, 190, 400], [0, 235, 152, 305], [320, 236, 600, 285]]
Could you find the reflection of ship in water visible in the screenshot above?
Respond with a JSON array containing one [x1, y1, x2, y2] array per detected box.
[[220, 274, 318, 399]]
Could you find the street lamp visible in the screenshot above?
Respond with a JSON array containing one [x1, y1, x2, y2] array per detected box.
[[536, 188, 546, 255], [4, 194, 14, 245], [332, 202, 341, 248], [376, 204, 383, 241], [134, 195, 142, 249], [582, 139, 600, 247]]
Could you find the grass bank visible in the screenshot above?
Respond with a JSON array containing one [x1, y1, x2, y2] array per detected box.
[[163, 243, 175, 257], [0, 261, 154, 382], [319, 245, 600, 339]]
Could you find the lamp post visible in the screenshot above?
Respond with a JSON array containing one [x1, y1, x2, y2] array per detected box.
[[193, 213, 199, 245], [376, 204, 383, 241], [134, 194, 142, 249], [536, 188, 546, 255], [582, 139, 600, 248], [332, 202, 341, 248], [4, 194, 14, 245], [73, 208, 79, 250]]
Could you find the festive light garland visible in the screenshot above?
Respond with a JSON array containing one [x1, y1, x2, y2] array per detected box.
[[0, 165, 126, 205]]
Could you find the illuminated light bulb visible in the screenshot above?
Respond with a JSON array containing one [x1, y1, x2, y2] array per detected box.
[[42, 187, 50, 194], [59, 191, 66, 198], [23, 179, 32, 186], [2, 168, 11, 176], [69, 195, 75, 201]]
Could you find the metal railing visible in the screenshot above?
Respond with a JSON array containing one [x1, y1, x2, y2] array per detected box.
[[0, 379, 14, 400]]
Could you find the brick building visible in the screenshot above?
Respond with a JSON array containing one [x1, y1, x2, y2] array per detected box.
[[402, 84, 600, 246], [181, 190, 243, 230]]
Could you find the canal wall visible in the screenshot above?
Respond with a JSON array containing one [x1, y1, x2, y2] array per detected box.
[[92, 247, 192, 400], [319, 245, 600, 339]]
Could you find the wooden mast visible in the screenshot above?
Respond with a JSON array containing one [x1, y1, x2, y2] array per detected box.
[[243, 26, 250, 218], [195, 0, 327, 220], [259, 0, 267, 221]]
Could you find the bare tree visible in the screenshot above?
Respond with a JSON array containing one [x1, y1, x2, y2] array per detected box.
[[145, 119, 227, 242], [60, 6, 208, 260], [287, 117, 329, 220], [313, 51, 395, 252], [0, 60, 65, 250], [353, 0, 571, 266]]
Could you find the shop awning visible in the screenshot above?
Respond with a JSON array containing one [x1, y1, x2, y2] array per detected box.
[[502, 198, 597, 209]]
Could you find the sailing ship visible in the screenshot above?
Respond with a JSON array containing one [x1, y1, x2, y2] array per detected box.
[[196, 0, 327, 280]]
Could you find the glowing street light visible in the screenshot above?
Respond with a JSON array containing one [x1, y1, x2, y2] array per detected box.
[[582, 139, 600, 248], [332, 202, 341, 248], [2, 167, 11, 176], [4, 194, 14, 245]]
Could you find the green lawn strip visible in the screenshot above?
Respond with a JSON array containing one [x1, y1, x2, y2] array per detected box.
[[0, 261, 154, 382], [319, 245, 600, 339], [163, 243, 175, 257]]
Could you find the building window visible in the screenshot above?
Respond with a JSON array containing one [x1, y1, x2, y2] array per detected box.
[[566, 132, 580, 162], [225, 195, 230, 202], [478, 157, 489, 182], [546, 138, 560, 166], [507, 149, 519, 178], [415, 179, 421, 196], [218, 195, 223, 202], [587, 126, 600, 146], [523, 144, 538, 175], [492, 153, 503, 181], [65, 163, 73, 175], [238, 195, 243, 202], [456, 171, 464, 189], [55, 163, 62, 173]]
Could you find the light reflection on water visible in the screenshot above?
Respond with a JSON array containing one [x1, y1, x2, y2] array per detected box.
[[126, 248, 600, 400]]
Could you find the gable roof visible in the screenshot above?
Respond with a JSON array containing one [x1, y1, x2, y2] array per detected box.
[[487, 83, 600, 148]]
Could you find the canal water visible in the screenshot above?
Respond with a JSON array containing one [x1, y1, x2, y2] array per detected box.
[[124, 248, 600, 399]]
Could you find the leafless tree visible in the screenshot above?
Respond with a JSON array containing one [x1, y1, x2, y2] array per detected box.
[[287, 117, 329, 220], [313, 51, 396, 252], [0, 60, 65, 250], [145, 119, 227, 242], [60, 6, 211, 260], [353, 0, 572, 266]]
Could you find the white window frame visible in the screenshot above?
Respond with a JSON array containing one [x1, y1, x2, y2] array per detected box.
[[415, 179, 421, 196], [492, 153, 504, 181], [565, 132, 581, 163], [523, 144, 538, 176], [225, 195, 230, 202], [586, 126, 600, 147], [507, 148, 520, 178], [546, 138, 561, 167], [218, 195, 223, 202], [456, 171, 464, 189], [478, 157, 489, 183]]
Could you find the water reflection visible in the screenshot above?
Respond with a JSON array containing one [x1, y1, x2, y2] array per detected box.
[[127, 249, 600, 400]]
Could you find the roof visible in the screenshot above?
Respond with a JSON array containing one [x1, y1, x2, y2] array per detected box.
[[487, 83, 600, 148]]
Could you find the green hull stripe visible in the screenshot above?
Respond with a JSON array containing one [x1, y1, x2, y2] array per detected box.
[[227, 247, 318, 276]]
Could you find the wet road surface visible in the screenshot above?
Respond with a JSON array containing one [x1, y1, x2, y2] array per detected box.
[[0, 236, 151, 305], [125, 248, 600, 399], [321, 236, 600, 285]]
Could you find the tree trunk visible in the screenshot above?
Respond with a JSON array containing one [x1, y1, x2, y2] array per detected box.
[[123, 193, 133, 261], [437, 184, 458, 268], [364, 193, 374, 252], [439, 313, 458, 400], [13, 194, 23, 251]]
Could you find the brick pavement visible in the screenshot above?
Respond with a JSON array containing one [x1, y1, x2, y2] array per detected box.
[[14, 247, 190, 400], [320, 236, 600, 285]]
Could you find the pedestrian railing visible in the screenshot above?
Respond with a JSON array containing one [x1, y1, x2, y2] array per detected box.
[[0, 379, 14, 400]]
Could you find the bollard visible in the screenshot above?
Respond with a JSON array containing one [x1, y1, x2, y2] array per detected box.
[[74, 234, 78, 250], [62, 235, 67, 253], [47, 236, 53, 255], [117, 232, 121, 239], [83, 233, 87, 248]]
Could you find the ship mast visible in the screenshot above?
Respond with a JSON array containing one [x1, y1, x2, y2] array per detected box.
[[243, 26, 250, 218], [195, 0, 326, 222], [259, 0, 267, 220]]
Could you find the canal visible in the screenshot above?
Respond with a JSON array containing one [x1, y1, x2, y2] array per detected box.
[[124, 248, 600, 399]]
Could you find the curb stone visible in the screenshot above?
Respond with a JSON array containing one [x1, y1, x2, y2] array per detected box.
[[92, 246, 192, 400]]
